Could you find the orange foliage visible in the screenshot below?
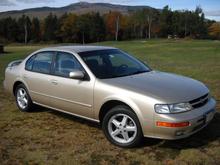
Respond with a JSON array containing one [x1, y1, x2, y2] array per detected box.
[[105, 11, 122, 35]]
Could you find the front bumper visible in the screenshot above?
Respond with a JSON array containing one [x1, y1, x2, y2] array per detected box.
[[151, 98, 216, 140], [3, 79, 7, 90], [3, 79, 11, 94]]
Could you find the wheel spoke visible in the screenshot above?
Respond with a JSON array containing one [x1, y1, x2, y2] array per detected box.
[[125, 126, 136, 132], [17, 91, 21, 97], [122, 131, 129, 141], [111, 129, 120, 137], [20, 99, 24, 106], [19, 90, 23, 97], [112, 119, 120, 127], [23, 98, 28, 104], [121, 116, 128, 126]]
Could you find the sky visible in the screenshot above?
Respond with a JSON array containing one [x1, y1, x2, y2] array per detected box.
[[0, 0, 220, 21]]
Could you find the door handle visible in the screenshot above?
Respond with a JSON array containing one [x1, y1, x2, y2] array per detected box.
[[50, 80, 58, 85]]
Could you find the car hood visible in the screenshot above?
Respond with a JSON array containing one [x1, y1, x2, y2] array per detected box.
[[101, 71, 209, 103]]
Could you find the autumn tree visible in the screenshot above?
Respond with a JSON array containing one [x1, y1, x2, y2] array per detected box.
[[0, 6, 215, 43], [118, 15, 132, 40], [105, 11, 122, 41], [59, 13, 78, 42], [209, 23, 220, 39]]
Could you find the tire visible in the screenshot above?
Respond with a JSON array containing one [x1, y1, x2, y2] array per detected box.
[[15, 84, 34, 112], [102, 105, 143, 148]]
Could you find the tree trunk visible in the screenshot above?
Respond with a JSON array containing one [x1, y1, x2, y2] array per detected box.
[[24, 23, 28, 44], [82, 31, 85, 44], [140, 25, 144, 38], [133, 25, 136, 38], [148, 15, 152, 39], [115, 15, 120, 41], [184, 15, 187, 37]]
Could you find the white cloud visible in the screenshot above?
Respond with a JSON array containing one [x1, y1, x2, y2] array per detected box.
[[0, 0, 139, 7], [0, 0, 55, 6], [78, 0, 132, 4], [16, 0, 54, 3], [205, 10, 220, 17], [0, 0, 14, 6]]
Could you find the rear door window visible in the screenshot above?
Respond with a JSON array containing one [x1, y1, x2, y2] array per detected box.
[[32, 52, 53, 74]]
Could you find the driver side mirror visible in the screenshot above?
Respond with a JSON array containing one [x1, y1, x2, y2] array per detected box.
[[69, 70, 85, 80]]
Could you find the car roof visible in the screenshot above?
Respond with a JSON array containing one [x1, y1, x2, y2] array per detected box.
[[39, 45, 117, 53]]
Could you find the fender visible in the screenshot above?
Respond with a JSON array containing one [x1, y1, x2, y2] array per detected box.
[[96, 94, 146, 127], [13, 77, 30, 96]]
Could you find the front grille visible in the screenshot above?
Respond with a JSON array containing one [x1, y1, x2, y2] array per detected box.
[[189, 93, 209, 109]]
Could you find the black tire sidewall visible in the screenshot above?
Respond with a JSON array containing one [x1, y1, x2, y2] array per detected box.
[[15, 84, 33, 112], [102, 105, 143, 148]]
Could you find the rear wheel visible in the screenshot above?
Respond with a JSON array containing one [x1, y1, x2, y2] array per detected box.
[[15, 84, 33, 112], [102, 105, 143, 148]]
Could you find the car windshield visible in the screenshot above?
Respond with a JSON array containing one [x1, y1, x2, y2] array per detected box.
[[79, 49, 151, 79]]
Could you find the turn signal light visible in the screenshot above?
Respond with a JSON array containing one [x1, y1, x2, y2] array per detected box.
[[156, 121, 190, 127]]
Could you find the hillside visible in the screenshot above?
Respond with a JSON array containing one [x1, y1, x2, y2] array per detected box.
[[0, 2, 154, 19]]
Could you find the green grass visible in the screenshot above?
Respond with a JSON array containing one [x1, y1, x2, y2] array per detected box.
[[0, 39, 220, 164]]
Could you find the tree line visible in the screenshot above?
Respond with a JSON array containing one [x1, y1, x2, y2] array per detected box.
[[0, 6, 219, 44]]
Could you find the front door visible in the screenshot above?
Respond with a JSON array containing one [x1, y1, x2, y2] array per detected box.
[[48, 51, 94, 119]]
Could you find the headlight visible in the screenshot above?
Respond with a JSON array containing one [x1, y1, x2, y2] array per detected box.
[[155, 104, 170, 114], [155, 103, 192, 114]]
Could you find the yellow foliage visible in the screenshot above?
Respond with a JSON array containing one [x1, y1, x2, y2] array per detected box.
[[208, 22, 220, 39], [61, 13, 78, 34]]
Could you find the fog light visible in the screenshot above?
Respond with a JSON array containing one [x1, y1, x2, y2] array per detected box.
[[175, 131, 185, 136], [156, 121, 190, 127]]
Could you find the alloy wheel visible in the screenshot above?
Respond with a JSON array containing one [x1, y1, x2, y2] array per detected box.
[[107, 113, 137, 144], [16, 88, 28, 109]]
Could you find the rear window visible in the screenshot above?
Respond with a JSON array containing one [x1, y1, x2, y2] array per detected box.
[[25, 55, 36, 71]]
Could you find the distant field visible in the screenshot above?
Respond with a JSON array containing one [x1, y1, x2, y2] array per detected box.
[[0, 39, 220, 164]]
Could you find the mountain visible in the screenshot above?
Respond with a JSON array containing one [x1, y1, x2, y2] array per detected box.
[[0, 2, 155, 19]]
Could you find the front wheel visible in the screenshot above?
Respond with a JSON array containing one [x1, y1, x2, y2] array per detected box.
[[15, 84, 34, 112], [102, 105, 143, 148]]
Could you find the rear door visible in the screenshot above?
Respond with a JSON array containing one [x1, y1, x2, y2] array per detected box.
[[23, 51, 55, 106]]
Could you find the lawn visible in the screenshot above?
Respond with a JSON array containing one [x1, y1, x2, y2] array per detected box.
[[0, 39, 220, 164]]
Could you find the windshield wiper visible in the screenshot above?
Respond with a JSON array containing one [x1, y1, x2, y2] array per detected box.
[[104, 70, 150, 79], [131, 70, 149, 75], [116, 70, 149, 78]]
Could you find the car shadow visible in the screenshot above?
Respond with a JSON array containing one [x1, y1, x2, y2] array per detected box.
[[48, 108, 101, 128], [29, 105, 101, 128], [30, 105, 220, 149], [30, 105, 52, 113]]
